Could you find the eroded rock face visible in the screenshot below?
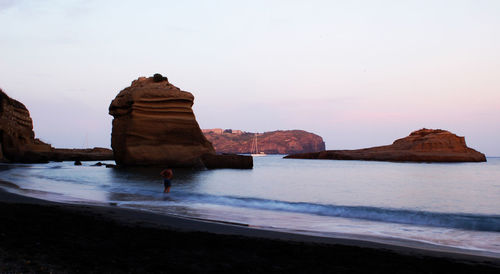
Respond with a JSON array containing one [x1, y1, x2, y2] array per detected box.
[[203, 129, 325, 154], [0, 89, 115, 163], [0, 89, 52, 162], [285, 129, 486, 162], [109, 75, 216, 167]]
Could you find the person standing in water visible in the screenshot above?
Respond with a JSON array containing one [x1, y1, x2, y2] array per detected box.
[[160, 168, 173, 193]]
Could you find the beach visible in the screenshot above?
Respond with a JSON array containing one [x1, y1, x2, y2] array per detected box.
[[1, 188, 499, 273], [2, 1, 500, 272]]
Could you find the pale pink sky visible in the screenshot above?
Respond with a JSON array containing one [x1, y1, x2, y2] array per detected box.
[[1, 1, 499, 155]]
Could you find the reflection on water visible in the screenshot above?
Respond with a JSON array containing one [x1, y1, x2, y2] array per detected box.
[[0, 157, 499, 256]]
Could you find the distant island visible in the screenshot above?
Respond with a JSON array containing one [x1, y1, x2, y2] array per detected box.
[[203, 129, 325, 154], [285, 128, 486, 163]]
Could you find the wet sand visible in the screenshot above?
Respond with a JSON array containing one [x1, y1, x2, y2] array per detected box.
[[0, 187, 499, 273]]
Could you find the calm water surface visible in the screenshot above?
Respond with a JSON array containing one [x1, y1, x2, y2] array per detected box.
[[1, 156, 499, 256]]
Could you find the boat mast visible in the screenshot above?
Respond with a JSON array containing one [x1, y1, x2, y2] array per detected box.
[[255, 133, 258, 154], [251, 133, 258, 154]]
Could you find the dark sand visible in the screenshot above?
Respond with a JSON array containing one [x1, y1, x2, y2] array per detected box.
[[0, 187, 499, 273]]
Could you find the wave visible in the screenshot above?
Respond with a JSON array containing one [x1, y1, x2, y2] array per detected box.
[[159, 192, 500, 232]]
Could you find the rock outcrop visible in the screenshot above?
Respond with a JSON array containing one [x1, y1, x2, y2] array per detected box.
[[0, 88, 114, 163], [0, 89, 52, 162], [285, 129, 486, 163], [203, 129, 325, 154], [201, 153, 254, 169], [109, 74, 252, 168], [48, 147, 114, 162]]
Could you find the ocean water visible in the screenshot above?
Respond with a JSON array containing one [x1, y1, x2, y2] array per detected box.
[[1, 156, 500, 257]]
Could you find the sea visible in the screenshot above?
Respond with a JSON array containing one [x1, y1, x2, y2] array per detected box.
[[1, 156, 499, 257]]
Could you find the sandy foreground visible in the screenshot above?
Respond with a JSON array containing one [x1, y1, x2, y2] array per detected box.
[[0, 185, 499, 273]]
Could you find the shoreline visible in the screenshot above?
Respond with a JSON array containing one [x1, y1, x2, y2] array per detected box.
[[2, 181, 499, 261], [1, 186, 499, 272]]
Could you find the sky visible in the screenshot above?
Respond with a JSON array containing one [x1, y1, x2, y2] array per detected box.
[[1, 0, 499, 155]]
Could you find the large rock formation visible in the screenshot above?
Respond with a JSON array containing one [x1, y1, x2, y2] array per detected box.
[[0, 88, 114, 163], [109, 74, 252, 168], [203, 129, 325, 154], [285, 129, 486, 162], [0, 89, 52, 162]]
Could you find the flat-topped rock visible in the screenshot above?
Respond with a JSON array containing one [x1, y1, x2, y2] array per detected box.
[[109, 74, 252, 168], [285, 129, 486, 163], [48, 147, 114, 162]]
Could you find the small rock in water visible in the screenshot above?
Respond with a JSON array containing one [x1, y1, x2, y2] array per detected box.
[[91, 162, 104, 166], [74, 160, 82, 166]]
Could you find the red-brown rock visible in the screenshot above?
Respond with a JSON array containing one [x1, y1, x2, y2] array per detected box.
[[285, 129, 486, 162], [109, 75, 252, 168], [109, 75, 214, 167], [1, 88, 115, 163], [0, 89, 52, 162], [203, 129, 325, 154]]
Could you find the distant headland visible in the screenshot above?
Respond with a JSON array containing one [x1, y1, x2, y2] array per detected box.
[[203, 129, 325, 154], [285, 129, 486, 163]]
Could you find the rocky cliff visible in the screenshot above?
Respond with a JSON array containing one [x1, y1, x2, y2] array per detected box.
[[285, 129, 486, 162], [109, 74, 252, 168], [0, 89, 52, 162], [0, 88, 114, 163], [203, 129, 325, 154]]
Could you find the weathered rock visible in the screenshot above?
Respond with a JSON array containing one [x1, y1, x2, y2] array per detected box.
[[203, 129, 325, 154], [0, 89, 52, 163], [0, 88, 114, 163], [109, 74, 251, 168], [285, 129, 486, 163]]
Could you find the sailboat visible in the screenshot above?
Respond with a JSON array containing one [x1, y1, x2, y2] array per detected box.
[[250, 133, 267, 156]]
